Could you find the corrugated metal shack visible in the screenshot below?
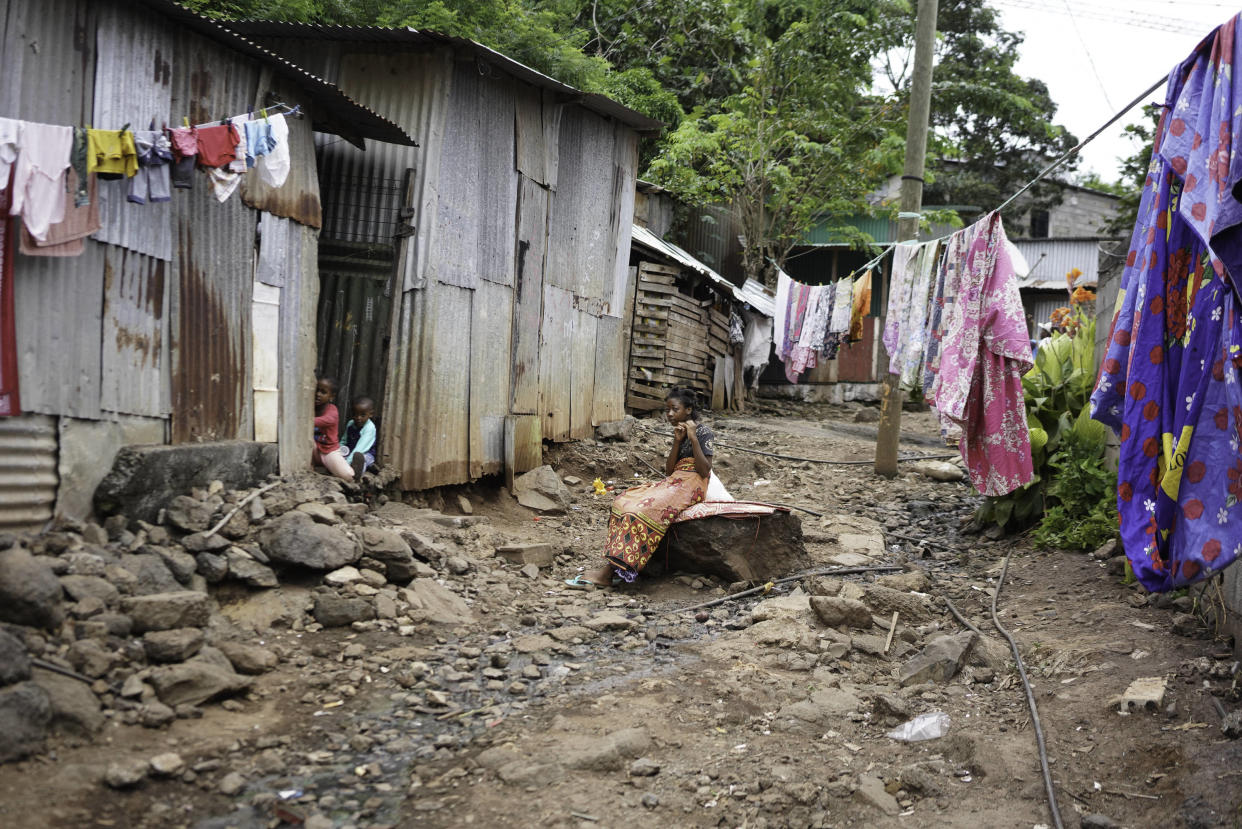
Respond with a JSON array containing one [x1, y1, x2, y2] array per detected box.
[[227, 23, 661, 490], [627, 225, 754, 413], [0, 0, 412, 528]]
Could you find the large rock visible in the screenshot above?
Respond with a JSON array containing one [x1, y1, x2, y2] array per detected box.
[[0, 682, 51, 762], [0, 547, 64, 629], [810, 596, 873, 630], [563, 727, 651, 771], [358, 527, 419, 583], [67, 639, 116, 678], [777, 685, 864, 729], [143, 629, 205, 663], [660, 511, 808, 582], [117, 553, 181, 595], [121, 591, 212, 633], [224, 549, 278, 588], [900, 631, 977, 686], [215, 641, 278, 675], [861, 583, 935, 624], [31, 668, 103, 736], [59, 575, 120, 606], [259, 512, 359, 571], [162, 496, 214, 534], [0, 629, 31, 686], [595, 417, 637, 442], [312, 594, 376, 628], [146, 657, 252, 707], [93, 441, 278, 523], [512, 466, 570, 514], [399, 579, 474, 626], [150, 546, 197, 585]]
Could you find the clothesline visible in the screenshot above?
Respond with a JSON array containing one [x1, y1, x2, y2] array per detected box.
[[838, 69, 1170, 282], [190, 102, 302, 130]]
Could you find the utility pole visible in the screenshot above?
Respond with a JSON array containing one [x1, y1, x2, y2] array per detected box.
[[875, 0, 938, 477]]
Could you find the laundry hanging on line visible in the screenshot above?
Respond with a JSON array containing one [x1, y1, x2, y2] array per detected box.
[[1091, 14, 1242, 593], [0, 106, 298, 254], [773, 266, 871, 384]]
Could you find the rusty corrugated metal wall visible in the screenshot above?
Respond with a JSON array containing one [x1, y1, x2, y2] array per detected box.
[[0, 415, 58, 531], [0, 0, 337, 528], [210, 38, 641, 491], [168, 26, 261, 443]]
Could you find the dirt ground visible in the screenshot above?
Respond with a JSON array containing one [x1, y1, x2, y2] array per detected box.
[[2, 399, 1240, 829]]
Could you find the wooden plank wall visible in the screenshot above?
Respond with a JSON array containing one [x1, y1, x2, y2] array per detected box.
[[627, 261, 732, 412]]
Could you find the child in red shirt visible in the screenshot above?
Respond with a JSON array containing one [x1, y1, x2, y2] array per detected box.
[[312, 377, 355, 480]]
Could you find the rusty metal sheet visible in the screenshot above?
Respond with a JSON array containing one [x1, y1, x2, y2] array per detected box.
[[410, 284, 471, 487], [607, 125, 638, 316], [469, 280, 512, 477], [101, 247, 168, 417], [504, 414, 541, 491], [14, 243, 105, 419], [511, 175, 547, 414], [427, 62, 517, 289], [0, 414, 58, 531], [275, 216, 319, 473], [167, 27, 262, 443], [92, 4, 174, 261], [325, 48, 451, 291], [569, 308, 596, 440], [538, 283, 573, 442], [546, 108, 618, 301], [241, 82, 323, 229], [592, 314, 625, 425], [0, 0, 96, 125]]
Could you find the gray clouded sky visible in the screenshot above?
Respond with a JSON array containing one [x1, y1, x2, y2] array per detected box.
[[992, 0, 1238, 183]]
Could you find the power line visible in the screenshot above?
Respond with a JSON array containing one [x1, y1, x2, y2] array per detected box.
[[1060, 0, 1113, 110], [993, 0, 1211, 36]]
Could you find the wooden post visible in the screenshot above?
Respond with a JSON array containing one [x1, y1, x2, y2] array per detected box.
[[875, 0, 939, 477]]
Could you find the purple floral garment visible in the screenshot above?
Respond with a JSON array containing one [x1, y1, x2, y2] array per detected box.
[[1091, 16, 1242, 592]]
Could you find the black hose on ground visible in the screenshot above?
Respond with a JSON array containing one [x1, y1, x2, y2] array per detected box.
[[991, 549, 1064, 829]]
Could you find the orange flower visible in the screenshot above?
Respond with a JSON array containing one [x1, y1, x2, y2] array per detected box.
[[1065, 267, 1083, 290], [1071, 287, 1096, 305]]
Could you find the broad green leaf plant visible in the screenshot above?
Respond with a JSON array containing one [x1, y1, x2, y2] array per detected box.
[[973, 277, 1119, 549]]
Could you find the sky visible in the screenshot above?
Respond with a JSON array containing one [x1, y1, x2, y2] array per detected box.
[[992, 0, 1238, 184]]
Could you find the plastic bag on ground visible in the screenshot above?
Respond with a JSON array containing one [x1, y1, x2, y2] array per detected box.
[[886, 711, 950, 742]]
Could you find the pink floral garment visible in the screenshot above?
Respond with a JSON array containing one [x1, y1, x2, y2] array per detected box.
[[928, 212, 1034, 496]]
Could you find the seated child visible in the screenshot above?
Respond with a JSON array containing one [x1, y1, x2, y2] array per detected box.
[[340, 396, 377, 479], [312, 377, 355, 481]]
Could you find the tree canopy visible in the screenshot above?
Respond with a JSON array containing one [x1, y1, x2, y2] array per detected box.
[[187, 0, 1079, 277]]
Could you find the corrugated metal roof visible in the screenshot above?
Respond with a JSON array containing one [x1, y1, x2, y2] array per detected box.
[[222, 21, 664, 134], [1013, 239, 1101, 290], [630, 223, 746, 305], [739, 278, 776, 318], [134, 0, 414, 146]]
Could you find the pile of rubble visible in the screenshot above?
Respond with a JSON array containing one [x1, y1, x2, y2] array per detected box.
[[0, 474, 489, 769]]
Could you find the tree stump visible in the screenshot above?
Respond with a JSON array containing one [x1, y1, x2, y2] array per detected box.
[[656, 510, 808, 582]]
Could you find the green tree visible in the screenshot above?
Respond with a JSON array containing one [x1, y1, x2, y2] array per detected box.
[[885, 0, 1078, 219], [647, 1, 908, 284]]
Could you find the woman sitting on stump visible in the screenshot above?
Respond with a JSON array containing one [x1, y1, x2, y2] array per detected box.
[[567, 387, 714, 589]]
